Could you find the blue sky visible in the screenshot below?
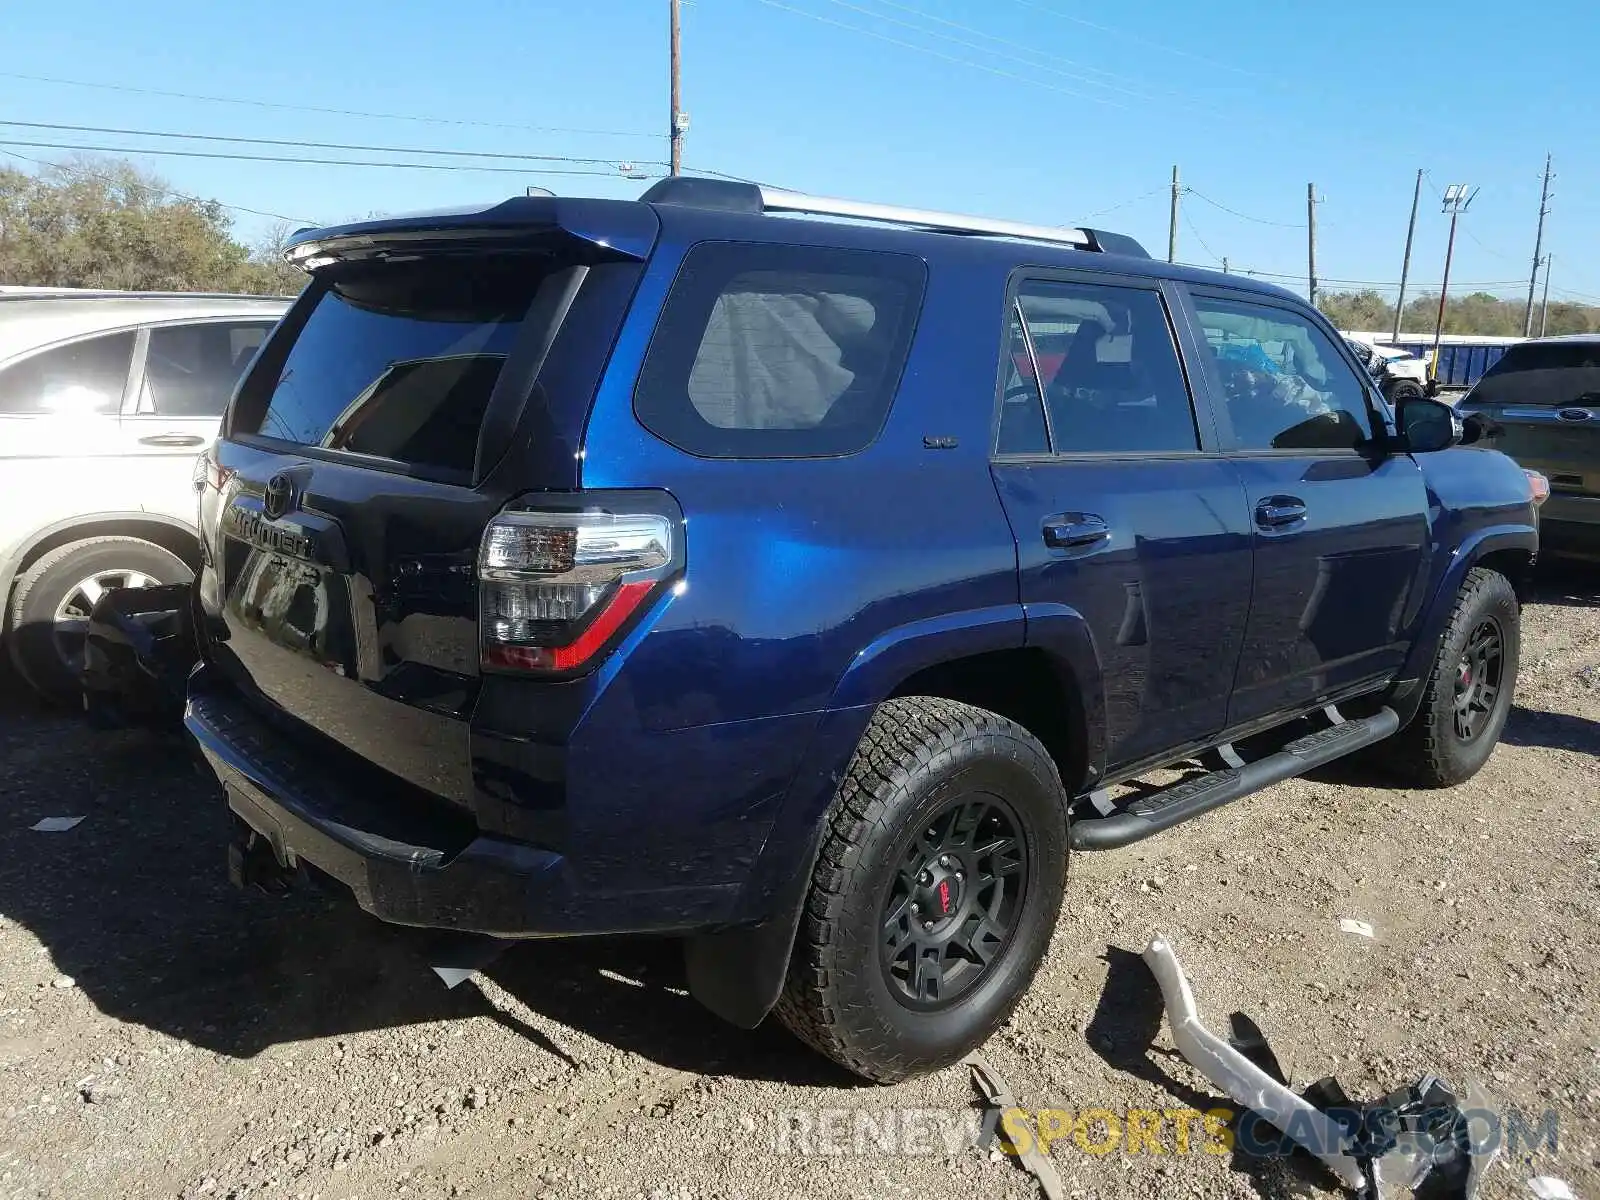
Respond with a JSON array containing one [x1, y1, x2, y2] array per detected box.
[[3, 0, 1597, 306]]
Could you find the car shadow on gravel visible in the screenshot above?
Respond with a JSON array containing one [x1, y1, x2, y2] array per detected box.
[[1527, 561, 1598, 608], [1086, 947, 1347, 1199], [1501, 705, 1600, 753], [0, 664, 854, 1085]]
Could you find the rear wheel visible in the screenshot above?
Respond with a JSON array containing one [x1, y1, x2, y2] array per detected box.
[[1386, 379, 1427, 404], [7, 536, 192, 705], [774, 697, 1069, 1083], [1382, 567, 1519, 787]]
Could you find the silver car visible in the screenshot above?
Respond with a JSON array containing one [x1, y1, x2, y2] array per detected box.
[[0, 289, 291, 701]]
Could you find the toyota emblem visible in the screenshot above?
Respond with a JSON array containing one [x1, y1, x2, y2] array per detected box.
[[263, 474, 295, 520]]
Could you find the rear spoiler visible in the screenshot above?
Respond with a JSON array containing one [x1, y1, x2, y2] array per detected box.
[[283, 197, 660, 272]]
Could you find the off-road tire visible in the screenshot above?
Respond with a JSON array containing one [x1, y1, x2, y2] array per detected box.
[[1382, 567, 1519, 787], [1386, 379, 1427, 405], [774, 696, 1069, 1083], [7, 536, 192, 706]]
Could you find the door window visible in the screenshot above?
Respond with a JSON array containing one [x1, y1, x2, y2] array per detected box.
[[1002, 279, 1199, 455], [0, 331, 135, 416], [1192, 296, 1375, 451], [141, 321, 274, 418]]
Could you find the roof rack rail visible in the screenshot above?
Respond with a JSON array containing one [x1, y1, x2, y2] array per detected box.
[[639, 176, 1149, 257]]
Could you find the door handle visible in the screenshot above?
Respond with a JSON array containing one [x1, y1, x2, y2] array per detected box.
[[1255, 497, 1308, 528], [139, 433, 206, 448], [1043, 514, 1112, 549]]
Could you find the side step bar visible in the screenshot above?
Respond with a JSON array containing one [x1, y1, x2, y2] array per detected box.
[[1070, 707, 1399, 852]]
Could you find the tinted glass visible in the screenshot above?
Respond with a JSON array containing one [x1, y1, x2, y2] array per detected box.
[[997, 304, 1050, 455], [144, 321, 273, 417], [1468, 340, 1600, 407], [242, 259, 546, 474], [1013, 279, 1197, 453], [1192, 297, 1374, 451], [634, 242, 926, 458], [0, 331, 133, 416]]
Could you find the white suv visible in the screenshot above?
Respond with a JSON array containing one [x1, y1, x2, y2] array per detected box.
[[0, 289, 290, 701]]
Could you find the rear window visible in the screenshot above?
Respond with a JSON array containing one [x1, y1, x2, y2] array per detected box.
[[634, 241, 926, 458], [239, 258, 547, 474], [1470, 341, 1600, 407]]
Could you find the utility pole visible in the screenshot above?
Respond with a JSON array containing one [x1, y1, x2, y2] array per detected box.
[[1307, 183, 1319, 309], [1539, 254, 1553, 337], [1167, 165, 1180, 263], [1393, 168, 1423, 341], [1431, 183, 1478, 379], [1523, 153, 1553, 336], [669, 0, 684, 175]]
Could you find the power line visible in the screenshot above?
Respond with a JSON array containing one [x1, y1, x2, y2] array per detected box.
[[0, 120, 667, 169], [1181, 210, 1223, 265], [0, 139, 663, 178], [0, 70, 659, 140], [1184, 186, 1306, 229], [752, 0, 1127, 108], [1074, 185, 1168, 222], [805, 0, 1163, 102], [0, 146, 319, 224]]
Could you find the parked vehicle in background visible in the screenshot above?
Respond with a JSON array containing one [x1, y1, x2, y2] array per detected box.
[[1344, 330, 1525, 391], [184, 180, 1536, 1084], [1457, 335, 1600, 561], [0, 289, 290, 701], [1343, 336, 1432, 403]]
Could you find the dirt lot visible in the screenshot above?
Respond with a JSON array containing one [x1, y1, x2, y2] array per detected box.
[[1, 568, 1596, 1200]]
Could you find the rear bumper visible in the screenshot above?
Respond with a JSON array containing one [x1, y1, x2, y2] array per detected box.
[[185, 672, 739, 937], [1540, 494, 1600, 559]]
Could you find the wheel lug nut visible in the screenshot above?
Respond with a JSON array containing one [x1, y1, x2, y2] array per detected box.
[[910, 903, 919, 914], [939, 855, 950, 867], [920, 871, 932, 885], [956, 871, 964, 881], [923, 922, 934, 932]]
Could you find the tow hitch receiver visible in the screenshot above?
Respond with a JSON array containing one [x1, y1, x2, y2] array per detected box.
[[227, 825, 298, 896]]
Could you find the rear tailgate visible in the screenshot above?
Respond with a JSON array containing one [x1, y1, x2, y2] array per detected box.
[[197, 206, 652, 804], [1460, 341, 1600, 499]]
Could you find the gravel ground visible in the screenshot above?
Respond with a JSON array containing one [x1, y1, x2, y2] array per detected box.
[[0, 566, 1596, 1200]]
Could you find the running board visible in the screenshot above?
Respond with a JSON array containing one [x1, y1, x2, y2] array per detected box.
[[1069, 707, 1399, 851]]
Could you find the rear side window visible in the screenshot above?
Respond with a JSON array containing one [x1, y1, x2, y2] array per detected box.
[[141, 321, 274, 418], [238, 259, 547, 475], [1001, 278, 1198, 455], [634, 241, 926, 458], [1470, 340, 1600, 407], [0, 331, 134, 416]]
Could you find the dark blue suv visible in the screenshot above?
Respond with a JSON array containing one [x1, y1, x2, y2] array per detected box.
[[186, 178, 1539, 1082]]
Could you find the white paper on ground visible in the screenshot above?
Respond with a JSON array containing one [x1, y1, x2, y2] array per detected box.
[[30, 817, 85, 832], [1338, 917, 1376, 938], [1528, 1178, 1577, 1200]]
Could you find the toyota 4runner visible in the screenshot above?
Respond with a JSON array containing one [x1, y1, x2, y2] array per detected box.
[[186, 179, 1541, 1083]]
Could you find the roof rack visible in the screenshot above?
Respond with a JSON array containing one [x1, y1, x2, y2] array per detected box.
[[639, 176, 1148, 258], [0, 287, 292, 303]]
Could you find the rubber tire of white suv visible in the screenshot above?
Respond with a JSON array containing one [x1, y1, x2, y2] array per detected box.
[[7, 536, 192, 706], [774, 697, 1069, 1083]]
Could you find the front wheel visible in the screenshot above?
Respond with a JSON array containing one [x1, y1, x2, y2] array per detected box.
[[774, 697, 1069, 1083], [1382, 567, 1519, 787], [1386, 379, 1427, 405]]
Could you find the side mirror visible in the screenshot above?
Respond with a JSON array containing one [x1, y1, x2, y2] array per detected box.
[[1395, 395, 1464, 454]]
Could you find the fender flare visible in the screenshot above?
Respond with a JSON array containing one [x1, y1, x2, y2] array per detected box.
[[1389, 524, 1537, 724], [685, 603, 1108, 1028], [0, 511, 200, 608]]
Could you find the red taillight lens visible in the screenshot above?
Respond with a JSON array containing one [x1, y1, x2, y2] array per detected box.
[[478, 508, 675, 675]]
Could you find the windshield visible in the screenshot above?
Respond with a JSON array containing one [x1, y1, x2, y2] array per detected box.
[[1468, 341, 1600, 407]]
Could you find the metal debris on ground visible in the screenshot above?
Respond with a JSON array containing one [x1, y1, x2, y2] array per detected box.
[[963, 1050, 1065, 1200], [1142, 935, 1500, 1199], [29, 817, 85, 832], [1339, 918, 1377, 939]]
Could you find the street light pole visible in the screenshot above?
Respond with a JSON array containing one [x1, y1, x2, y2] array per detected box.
[[1431, 184, 1478, 383]]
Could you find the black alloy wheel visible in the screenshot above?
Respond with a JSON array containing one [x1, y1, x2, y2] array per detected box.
[[1452, 617, 1504, 741], [881, 795, 1027, 1009]]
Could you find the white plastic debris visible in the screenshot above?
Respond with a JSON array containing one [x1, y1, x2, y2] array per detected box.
[[30, 817, 85, 833], [1339, 918, 1376, 939], [1529, 1179, 1577, 1200], [1143, 936, 1367, 1191]]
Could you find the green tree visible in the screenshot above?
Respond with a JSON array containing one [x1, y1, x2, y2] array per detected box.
[[0, 156, 303, 294], [1318, 289, 1395, 331]]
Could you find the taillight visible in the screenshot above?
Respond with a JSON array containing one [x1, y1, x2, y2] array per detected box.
[[1525, 469, 1550, 507], [478, 505, 678, 675]]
